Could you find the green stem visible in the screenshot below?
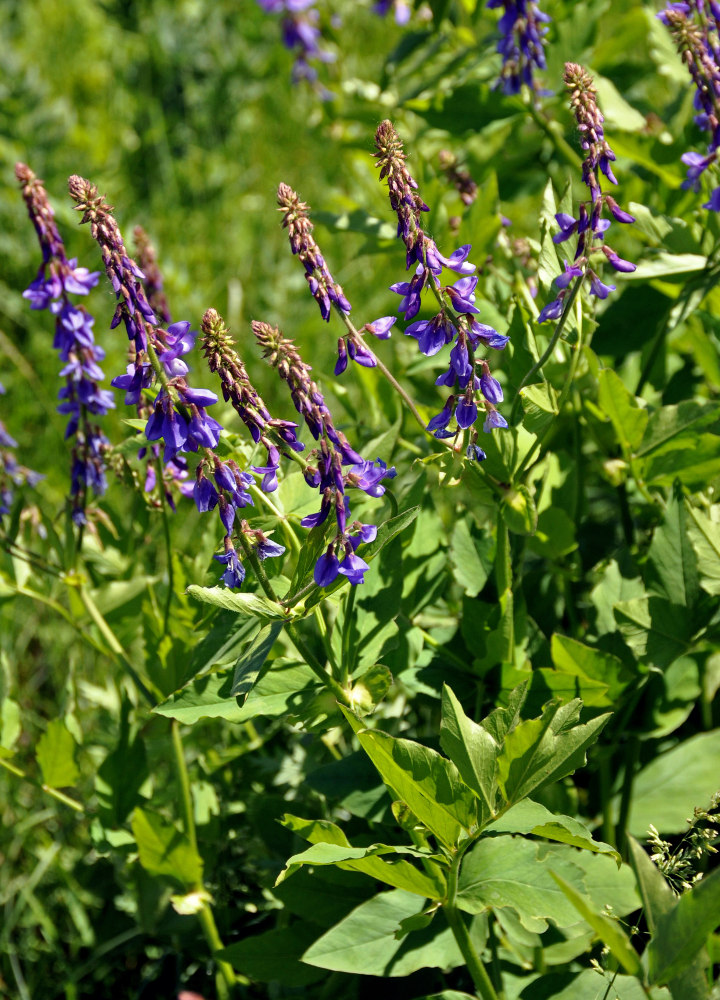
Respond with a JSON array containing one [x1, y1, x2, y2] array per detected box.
[[170, 720, 241, 996], [495, 518, 514, 663], [249, 485, 302, 558], [336, 310, 429, 436], [0, 757, 83, 812], [525, 100, 583, 172], [157, 454, 174, 634], [78, 586, 158, 706], [341, 584, 357, 687], [444, 852, 499, 1000], [236, 532, 279, 603], [286, 623, 351, 706], [616, 736, 640, 859], [513, 287, 585, 481], [510, 274, 584, 426]]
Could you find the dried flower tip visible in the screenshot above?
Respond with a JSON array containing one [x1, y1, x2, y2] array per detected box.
[[563, 63, 617, 200], [276, 183, 351, 321]]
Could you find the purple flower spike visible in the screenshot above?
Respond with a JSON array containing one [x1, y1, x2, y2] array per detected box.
[[18, 164, 112, 523], [553, 213, 579, 244], [602, 248, 637, 273]]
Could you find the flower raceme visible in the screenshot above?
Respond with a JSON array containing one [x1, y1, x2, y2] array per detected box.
[[660, 2, 720, 209], [253, 320, 395, 587], [68, 175, 223, 469], [537, 65, 637, 323], [276, 182, 392, 373], [374, 120, 508, 450], [487, 0, 551, 97], [17, 163, 113, 525]]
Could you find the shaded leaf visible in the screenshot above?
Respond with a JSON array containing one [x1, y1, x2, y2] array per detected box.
[[488, 800, 619, 860], [36, 718, 79, 788], [186, 586, 287, 620], [131, 808, 202, 888], [231, 622, 284, 705]]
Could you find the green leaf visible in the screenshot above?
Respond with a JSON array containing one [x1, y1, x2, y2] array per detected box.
[[449, 520, 493, 597], [614, 597, 693, 669], [131, 808, 203, 888], [549, 872, 643, 976], [551, 634, 634, 704], [622, 252, 707, 280], [439, 685, 501, 829], [344, 711, 477, 848], [457, 835, 588, 932], [153, 666, 245, 724], [648, 866, 720, 986], [628, 839, 709, 1000], [96, 700, 148, 826], [635, 401, 720, 458], [646, 485, 699, 608], [186, 586, 287, 621], [527, 507, 577, 560], [594, 75, 646, 132], [520, 382, 558, 437], [36, 718, 79, 788], [231, 622, 284, 705], [350, 664, 393, 715], [301, 889, 477, 977], [625, 729, 720, 836], [597, 369, 648, 456], [641, 432, 720, 489], [501, 485, 538, 536], [218, 924, 325, 986], [496, 699, 610, 806], [519, 970, 652, 1000], [687, 503, 720, 596], [277, 840, 445, 898], [0, 696, 20, 758], [488, 800, 619, 860]]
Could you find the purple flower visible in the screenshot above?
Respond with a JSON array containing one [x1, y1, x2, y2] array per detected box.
[[537, 297, 564, 323], [338, 551, 370, 585], [111, 362, 154, 406], [314, 548, 341, 586], [555, 260, 584, 289], [365, 316, 396, 339], [466, 442, 487, 462], [456, 397, 478, 429], [480, 371, 503, 404], [445, 275, 479, 314], [589, 273, 616, 299], [215, 545, 246, 588], [347, 458, 397, 498], [427, 398, 455, 434], [484, 408, 508, 432], [469, 320, 509, 350], [488, 0, 551, 96], [705, 186, 720, 210]]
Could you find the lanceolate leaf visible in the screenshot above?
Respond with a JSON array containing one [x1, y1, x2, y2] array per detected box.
[[496, 700, 610, 806], [439, 685, 501, 828], [597, 369, 648, 456], [186, 586, 288, 621], [550, 872, 643, 977], [647, 866, 720, 984], [645, 484, 699, 609], [686, 502, 720, 596], [231, 621, 284, 705], [342, 709, 477, 848]]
